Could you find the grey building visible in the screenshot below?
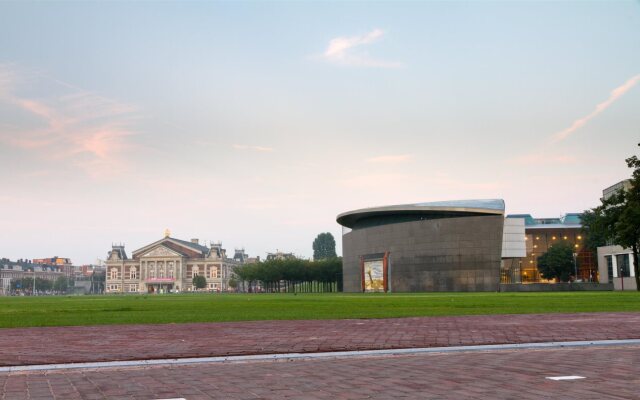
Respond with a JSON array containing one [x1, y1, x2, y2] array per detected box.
[[337, 199, 512, 292]]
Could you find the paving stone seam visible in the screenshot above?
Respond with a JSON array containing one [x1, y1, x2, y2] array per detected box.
[[2, 339, 639, 374]]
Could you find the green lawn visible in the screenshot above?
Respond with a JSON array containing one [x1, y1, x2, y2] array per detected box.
[[0, 292, 639, 328]]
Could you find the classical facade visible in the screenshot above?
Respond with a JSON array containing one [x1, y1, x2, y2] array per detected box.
[[105, 235, 240, 294]]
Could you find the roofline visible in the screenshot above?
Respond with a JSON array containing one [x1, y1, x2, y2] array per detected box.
[[131, 237, 207, 258], [337, 200, 504, 228]]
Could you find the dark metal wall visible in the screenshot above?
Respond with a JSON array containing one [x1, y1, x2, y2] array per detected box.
[[342, 215, 504, 292]]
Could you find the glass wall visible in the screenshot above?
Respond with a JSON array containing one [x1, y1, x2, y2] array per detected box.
[[503, 227, 596, 283]]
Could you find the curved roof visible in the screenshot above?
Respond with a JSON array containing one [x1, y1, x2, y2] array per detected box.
[[336, 199, 505, 229]]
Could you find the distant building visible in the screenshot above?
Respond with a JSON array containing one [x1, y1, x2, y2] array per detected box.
[[602, 179, 632, 201], [0, 258, 65, 295], [597, 180, 637, 290], [105, 235, 243, 294], [502, 213, 595, 283], [266, 251, 296, 261], [32, 257, 73, 277], [234, 249, 260, 264]]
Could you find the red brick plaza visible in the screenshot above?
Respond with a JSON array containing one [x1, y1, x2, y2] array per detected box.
[[1, 312, 639, 399]]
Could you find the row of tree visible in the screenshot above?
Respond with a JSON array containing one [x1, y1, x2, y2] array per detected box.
[[231, 258, 343, 293], [10, 276, 73, 294]]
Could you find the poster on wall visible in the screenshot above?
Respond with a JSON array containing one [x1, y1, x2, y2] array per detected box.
[[364, 260, 384, 292]]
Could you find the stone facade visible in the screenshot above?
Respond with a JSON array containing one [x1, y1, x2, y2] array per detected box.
[[342, 215, 504, 292], [105, 236, 239, 294]]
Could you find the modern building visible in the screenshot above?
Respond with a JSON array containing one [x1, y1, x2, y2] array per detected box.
[[501, 213, 596, 283], [337, 199, 518, 292], [597, 179, 637, 291], [105, 234, 243, 294], [602, 179, 632, 201], [597, 245, 636, 291]]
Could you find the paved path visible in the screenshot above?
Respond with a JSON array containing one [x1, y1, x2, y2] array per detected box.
[[1, 344, 638, 399], [1, 312, 639, 367]]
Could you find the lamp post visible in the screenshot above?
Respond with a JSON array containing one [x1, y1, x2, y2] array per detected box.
[[572, 252, 578, 283]]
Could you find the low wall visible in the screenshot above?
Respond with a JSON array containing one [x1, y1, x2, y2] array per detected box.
[[499, 283, 613, 292]]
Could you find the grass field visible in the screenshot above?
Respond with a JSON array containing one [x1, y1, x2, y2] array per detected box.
[[1, 292, 639, 328]]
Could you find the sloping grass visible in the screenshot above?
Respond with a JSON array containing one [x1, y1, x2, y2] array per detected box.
[[0, 291, 638, 328]]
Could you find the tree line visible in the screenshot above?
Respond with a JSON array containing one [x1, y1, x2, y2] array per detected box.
[[231, 258, 343, 293], [10, 276, 73, 294]]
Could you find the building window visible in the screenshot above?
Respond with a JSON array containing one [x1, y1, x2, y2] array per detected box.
[[210, 266, 220, 278], [110, 268, 118, 280], [149, 268, 156, 279], [193, 266, 199, 277], [605, 255, 613, 281], [130, 267, 137, 280], [129, 284, 138, 292], [159, 268, 165, 279], [616, 254, 630, 277], [168, 268, 174, 278]]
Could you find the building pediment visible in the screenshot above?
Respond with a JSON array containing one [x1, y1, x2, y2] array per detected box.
[[140, 245, 184, 258]]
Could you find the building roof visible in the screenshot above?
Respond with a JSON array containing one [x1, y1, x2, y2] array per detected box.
[[506, 213, 583, 229], [131, 236, 211, 258], [337, 199, 505, 229]]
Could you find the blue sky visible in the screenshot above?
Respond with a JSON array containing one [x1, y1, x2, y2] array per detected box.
[[0, 1, 639, 264]]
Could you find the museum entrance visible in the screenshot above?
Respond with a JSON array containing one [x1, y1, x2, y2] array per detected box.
[[360, 252, 390, 292]]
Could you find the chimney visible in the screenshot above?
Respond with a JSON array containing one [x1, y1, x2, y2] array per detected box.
[[191, 238, 199, 244]]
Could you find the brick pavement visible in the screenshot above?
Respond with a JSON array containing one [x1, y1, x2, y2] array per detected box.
[[1, 345, 638, 399], [1, 312, 639, 367]]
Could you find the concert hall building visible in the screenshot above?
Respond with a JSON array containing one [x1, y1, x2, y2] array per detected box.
[[105, 234, 241, 294]]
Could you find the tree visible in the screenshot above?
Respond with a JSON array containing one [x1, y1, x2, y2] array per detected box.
[[582, 143, 640, 290], [313, 232, 337, 260], [228, 277, 238, 290], [537, 242, 576, 282], [192, 275, 207, 290], [53, 276, 70, 293]]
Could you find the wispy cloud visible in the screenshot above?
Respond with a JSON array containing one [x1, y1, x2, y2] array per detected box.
[[552, 74, 640, 143], [508, 153, 578, 165], [321, 29, 401, 68], [232, 144, 274, 152], [0, 64, 140, 177], [366, 154, 413, 163]]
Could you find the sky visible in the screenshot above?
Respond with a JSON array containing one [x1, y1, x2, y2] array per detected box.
[[0, 1, 639, 265]]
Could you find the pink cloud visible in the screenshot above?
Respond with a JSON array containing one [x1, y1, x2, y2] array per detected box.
[[552, 74, 640, 142], [0, 64, 140, 177]]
